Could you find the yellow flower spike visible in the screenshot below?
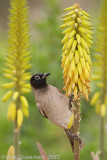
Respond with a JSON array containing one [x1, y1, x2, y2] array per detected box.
[[61, 4, 93, 101], [2, 0, 31, 130], [100, 104, 106, 117], [90, 92, 100, 106], [17, 109, 23, 128], [12, 92, 19, 101], [7, 145, 15, 160], [90, 0, 107, 124], [2, 90, 13, 102]]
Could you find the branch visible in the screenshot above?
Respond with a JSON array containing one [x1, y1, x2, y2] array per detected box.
[[36, 142, 48, 160]]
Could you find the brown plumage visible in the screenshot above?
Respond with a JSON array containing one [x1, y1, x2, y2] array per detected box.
[[30, 73, 84, 152]]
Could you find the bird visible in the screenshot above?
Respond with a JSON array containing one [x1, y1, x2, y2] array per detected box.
[[30, 73, 84, 152]]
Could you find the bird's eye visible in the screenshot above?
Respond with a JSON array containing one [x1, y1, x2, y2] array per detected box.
[[35, 76, 40, 80]]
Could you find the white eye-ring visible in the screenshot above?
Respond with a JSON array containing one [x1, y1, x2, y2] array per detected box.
[[35, 76, 40, 80]]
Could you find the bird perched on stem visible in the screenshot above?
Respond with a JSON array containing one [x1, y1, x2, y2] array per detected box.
[[30, 73, 83, 151]]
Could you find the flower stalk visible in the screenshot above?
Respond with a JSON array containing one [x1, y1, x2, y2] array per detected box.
[[61, 4, 93, 160], [2, 0, 31, 158], [90, 0, 107, 159]]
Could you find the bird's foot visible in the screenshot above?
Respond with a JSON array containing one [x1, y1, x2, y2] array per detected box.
[[70, 133, 79, 141], [67, 129, 79, 141]]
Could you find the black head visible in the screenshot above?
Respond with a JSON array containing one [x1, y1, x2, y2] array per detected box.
[[30, 73, 51, 89]]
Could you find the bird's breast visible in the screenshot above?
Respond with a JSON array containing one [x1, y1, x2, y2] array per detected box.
[[33, 85, 73, 128]]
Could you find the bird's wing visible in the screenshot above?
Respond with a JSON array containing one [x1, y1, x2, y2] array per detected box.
[[37, 103, 48, 118], [38, 108, 48, 119], [56, 86, 73, 109]]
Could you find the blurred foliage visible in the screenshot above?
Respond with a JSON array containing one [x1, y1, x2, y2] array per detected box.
[[31, 0, 63, 89], [0, 0, 107, 160]]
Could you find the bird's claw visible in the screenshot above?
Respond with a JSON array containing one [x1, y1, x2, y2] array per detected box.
[[71, 134, 79, 141]]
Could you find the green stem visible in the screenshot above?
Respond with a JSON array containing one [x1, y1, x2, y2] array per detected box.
[[14, 100, 20, 160], [100, 116, 104, 160], [74, 102, 80, 160], [100, 53, 106, 160]]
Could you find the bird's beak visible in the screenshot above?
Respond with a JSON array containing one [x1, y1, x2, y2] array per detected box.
[[43, 73, 51, 79]]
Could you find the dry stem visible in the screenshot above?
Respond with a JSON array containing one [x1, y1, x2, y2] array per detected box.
[[73, 101, 80, 160]]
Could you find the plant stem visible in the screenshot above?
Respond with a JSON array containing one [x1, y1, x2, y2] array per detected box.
[[14, 100, 20, 160], [100, 53, 106, 160], [74, 102, 80, 160], [100, 116, 104, 160]]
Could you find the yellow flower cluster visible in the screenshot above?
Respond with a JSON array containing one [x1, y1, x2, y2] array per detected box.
[[2, 0, 31, 128], [91, 0, 107, 117], [61, 4, 93, 101]]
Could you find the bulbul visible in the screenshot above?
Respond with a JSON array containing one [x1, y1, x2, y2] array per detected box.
[[30, 73, 83, 152]]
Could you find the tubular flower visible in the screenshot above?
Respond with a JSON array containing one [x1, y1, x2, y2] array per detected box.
[[2, 0, 31, 126], [61, 4, 93, 101], [91, 0, 107, 116], [7, 145, 15, 160]]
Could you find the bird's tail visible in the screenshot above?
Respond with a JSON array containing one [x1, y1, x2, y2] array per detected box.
[[64, 127, 84, 152]]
